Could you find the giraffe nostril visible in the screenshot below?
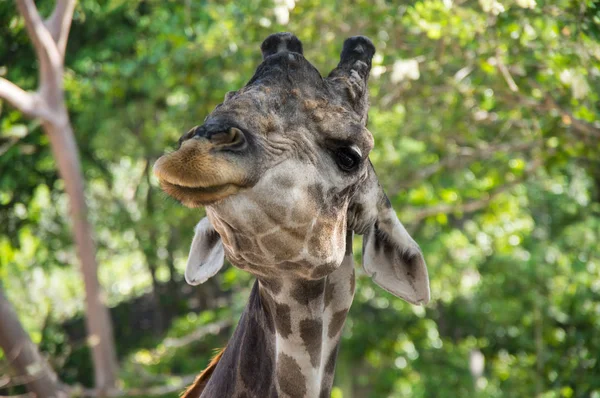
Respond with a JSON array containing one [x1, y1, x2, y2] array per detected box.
[[209, 127, 246, 150]]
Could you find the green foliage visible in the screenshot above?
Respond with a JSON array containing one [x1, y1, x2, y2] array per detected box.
[[1, 0, 599, 396]]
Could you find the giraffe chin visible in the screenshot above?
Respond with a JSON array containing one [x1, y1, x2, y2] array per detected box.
[[159, 180, 242, 207]]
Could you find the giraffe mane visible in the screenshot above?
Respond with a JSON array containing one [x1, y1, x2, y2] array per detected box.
[[180, 347, 225, 398]]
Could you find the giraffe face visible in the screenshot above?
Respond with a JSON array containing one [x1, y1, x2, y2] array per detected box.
[[156, 34, 429, 302], [155, 33, 376, 277]]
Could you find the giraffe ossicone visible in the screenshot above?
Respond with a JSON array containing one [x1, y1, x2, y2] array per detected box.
[[155, 32, 430, 398]]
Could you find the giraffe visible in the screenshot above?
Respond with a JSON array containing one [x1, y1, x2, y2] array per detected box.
[[153, 32, 430, 398]]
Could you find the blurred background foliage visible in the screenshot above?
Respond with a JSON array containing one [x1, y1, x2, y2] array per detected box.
[[1, 0, 599, 397]]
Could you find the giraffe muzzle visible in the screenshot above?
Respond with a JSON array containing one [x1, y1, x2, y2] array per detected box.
[[153, 125, 253, 207]]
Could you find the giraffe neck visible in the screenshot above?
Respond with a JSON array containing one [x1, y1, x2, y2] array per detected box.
[[200, 237, 355, 398]]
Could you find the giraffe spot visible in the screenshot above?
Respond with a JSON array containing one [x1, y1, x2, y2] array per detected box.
[[383, 194, 393, 208], [234, 233, 255, 252], [324, 279, 335, 308], [307, 183, 325, 205], [325, 343, 340, 375], [311, 263, 337, 279], [277, 353, 307, 398], [307, 231, 331, 258], [261, 201, 289, 224], [307, 217, 344, 259], [291, 279, 325, 304], [261, 229, 304, 262], [299, 319, 323, 368], [274, 303, 292, 338], [247, 210, 277, 234], [290, 206, 316, 224], [273, 175, 295, 190], [328, 309, 348, 339], [240, 251, 266, 267], [261, 278, 282, 295], [277, 261, 302, 272]]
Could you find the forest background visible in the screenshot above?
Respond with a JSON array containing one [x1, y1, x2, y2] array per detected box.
[[1, 0, 599, 397]]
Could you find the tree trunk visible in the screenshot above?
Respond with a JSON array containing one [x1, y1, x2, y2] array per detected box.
[[0, 1, 119, 394], [44, 116, 119, 394], [0, 286, 66, 398]]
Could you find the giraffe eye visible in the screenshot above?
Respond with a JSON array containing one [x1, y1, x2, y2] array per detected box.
[[335, 147, 361, 172]]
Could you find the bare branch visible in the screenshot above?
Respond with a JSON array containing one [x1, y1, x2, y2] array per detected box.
[[393, 140, 537, 191], [524, 79, 600, 140], [496, 49, 519, 92], [407, 158, 543, 223], [163, 320, 231, 349], [0, 287, 66, 397], [16, 0, 62, 94], [408, 179, 523, 223], [540, 96, 600, 140], [0, 78, 56, 122], [66, 375, 198, 397], [44, 0, 77, 58], [0, 78, 38, 117]]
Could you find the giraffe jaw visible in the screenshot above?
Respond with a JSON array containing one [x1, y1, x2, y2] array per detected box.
[[158, 180, 242, 207], [153, 138, 254, 207]]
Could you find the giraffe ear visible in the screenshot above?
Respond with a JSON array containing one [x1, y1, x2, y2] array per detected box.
[[361, 204, 430, 305], [348, 162, 430, 305], [185, 217, 225, 286]]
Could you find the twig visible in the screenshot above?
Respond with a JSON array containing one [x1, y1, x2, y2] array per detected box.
[[540, 96, 600, 139], [407, 158, 542, 223], [496, 49, 519, 92], [394, 140, 537, 191], [16, 0, 62, 93], [66, 375, 197, 397], [163, 320, 232, 349], [0, 78, 52, 121], [43, 0, 77, 59]]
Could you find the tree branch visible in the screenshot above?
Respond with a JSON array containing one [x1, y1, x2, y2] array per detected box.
[[408, 179, 523, 223], [163, 320, 231, 349], [393, 140, 537, 191], [16, 0, 62, 95], [407, 158, 542, 223], [66, 375, 198, 397], [524, 79, 600, 140], [0, 78, 51, 120], [496, 48, 519, 92], [540, 96, 600, 140], [44, 0, 77, 59], [0, 77, 34, 112]]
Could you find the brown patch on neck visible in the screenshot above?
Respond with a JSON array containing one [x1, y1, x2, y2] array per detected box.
[[277, 353, 307, 397], [180, 348, 225, 398], [290, 278, 326, 304], [299, 318, 323, 368]]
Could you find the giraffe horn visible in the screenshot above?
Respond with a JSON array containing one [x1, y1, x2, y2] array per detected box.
[[327, 36, 376, 125], [260, 32, 304, 60], [336, 36, 376, 80]]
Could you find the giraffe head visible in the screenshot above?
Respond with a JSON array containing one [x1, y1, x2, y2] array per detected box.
[[154, 33, 430, 304]]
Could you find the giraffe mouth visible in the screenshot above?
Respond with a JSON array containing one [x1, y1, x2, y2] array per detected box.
[[159, 180, 242, 207]]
